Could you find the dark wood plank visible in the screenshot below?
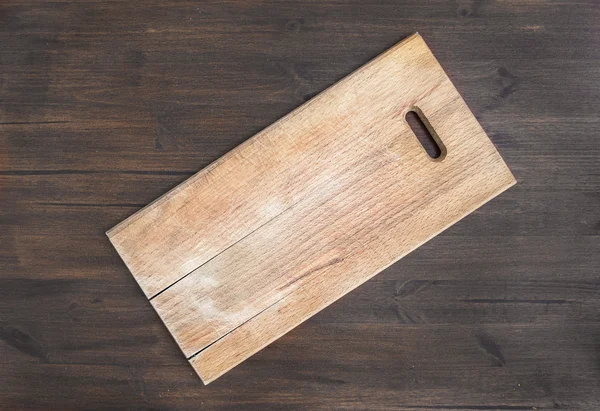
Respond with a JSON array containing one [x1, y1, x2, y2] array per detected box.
[[1, 0, 599, 409]]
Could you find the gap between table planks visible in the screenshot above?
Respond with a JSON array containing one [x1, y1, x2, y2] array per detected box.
[[107, 33, 516, 384]]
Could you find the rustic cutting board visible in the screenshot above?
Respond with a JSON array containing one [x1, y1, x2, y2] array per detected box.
[[107, 33, 515, 384]]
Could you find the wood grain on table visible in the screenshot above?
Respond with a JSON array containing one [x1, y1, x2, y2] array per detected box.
[[1, 0, 599, 410]]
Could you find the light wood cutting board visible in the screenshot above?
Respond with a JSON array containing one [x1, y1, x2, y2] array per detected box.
[[107, 33, 515, 384]]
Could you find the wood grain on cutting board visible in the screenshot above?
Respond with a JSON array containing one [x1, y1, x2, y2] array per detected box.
[[107, 33, 515, 384]]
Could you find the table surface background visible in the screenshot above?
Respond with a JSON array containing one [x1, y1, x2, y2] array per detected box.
[[2, 1, 599, 410]]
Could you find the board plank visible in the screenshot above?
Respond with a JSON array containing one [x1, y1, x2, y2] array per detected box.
[[107, 33, 515, 384]]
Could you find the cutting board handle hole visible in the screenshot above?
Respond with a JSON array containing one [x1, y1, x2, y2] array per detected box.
[[405, 108, 445, 160]]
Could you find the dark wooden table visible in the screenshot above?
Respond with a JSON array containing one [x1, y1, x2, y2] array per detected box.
[[2, 1, 599, 410]]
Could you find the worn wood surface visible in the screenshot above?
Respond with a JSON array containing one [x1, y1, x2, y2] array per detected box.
[[1, 0, 599, 409], [108, 33, 515, 383]]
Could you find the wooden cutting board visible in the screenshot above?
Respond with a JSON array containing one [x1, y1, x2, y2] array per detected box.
[[107, 33, 515, 384]]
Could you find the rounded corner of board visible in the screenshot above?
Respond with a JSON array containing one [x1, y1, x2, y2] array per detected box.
[[189, 358, 213, 385]]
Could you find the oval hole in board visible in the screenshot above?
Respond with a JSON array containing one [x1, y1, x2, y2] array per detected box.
[[405, 109, 445, 160]]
